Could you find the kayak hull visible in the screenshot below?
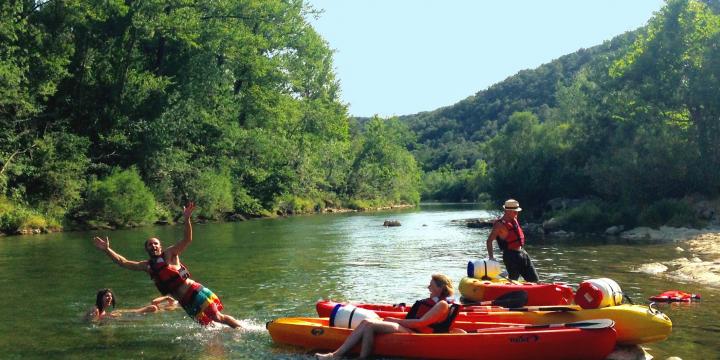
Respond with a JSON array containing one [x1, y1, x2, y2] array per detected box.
[[459, 276, 574, 305], [316, 301, 671, 345], [268, 317, 617, 360]]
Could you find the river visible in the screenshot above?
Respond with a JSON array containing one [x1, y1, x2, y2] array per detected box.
[[0, 204, 716, 359]]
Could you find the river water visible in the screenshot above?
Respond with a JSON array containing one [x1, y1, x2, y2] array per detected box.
[[0, 204, 717, 359]]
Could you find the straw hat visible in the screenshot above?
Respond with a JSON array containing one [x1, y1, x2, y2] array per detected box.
[[503, 199, 522, 212]]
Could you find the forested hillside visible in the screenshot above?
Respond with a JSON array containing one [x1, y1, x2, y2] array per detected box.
[[0, 0, 420, 234], [407, 0, 720, 230], [3, 0, 719, 235]]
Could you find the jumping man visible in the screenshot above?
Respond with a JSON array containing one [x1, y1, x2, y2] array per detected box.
[[93, 202, 242, 328]]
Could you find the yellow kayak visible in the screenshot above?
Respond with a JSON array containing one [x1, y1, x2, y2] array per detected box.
[[317, 300, 671, 345], [458, 303, 671, 345]]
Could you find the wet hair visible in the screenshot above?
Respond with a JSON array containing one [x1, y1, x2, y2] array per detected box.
[[432, 273, 454, 299], [95, 288, 116, 311]]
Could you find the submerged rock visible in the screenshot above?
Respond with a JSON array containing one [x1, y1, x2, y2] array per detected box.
[[542, 217, 564, 232], [605, 345, 653, 360], [606, 225, 625, 236], [383, 220, 401, 227], [635, 231, 720, 287], [635, 263, 668, 275], [466, 218, 494, 228], [620, 226, 706, 242], [522, 222, 544, 238], [549, 230, 573, 238]]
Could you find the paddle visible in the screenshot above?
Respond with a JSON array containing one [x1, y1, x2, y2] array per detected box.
[[498, 273, 522, 285], [461, 290, 528, 308], [471, 318, 614, 333], [528, 318, 614, 330], [506, 305, 579, 312]]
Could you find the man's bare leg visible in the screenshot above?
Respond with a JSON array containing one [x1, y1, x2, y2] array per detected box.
[[215, 312, 243, 329]]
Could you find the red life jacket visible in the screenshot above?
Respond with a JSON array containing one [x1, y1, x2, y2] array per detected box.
[[405, 297, 460, 334], [649, 290, 700, 302], [147, 254, 192, 295], [496, 218, 525, 251]]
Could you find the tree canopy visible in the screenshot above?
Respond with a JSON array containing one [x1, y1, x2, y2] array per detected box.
[[0, 0, 420, 233], [409, 0, 720, 227]]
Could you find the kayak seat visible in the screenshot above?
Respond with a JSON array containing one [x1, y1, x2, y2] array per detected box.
[[429, 303, 461, 333]]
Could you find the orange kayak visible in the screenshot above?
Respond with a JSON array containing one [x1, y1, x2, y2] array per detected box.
[[267, 317, 617, 360]]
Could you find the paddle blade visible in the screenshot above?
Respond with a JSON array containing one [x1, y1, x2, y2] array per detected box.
[[545, 319, 615, 330], [490, 290, 528, 308], [508, 305, 579, 312], [567, 319, 615, 329], [472, 319, 614, 333]]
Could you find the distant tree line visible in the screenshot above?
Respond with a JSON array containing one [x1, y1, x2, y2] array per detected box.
[[3, 0, 718, 235], [0, 0, 420, 234], [406, 0, 720, 230]]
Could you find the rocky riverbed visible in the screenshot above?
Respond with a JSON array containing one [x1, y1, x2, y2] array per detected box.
[[627, 227, 720, 287]]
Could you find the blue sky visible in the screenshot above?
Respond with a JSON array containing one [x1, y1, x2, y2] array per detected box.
[[306, 0, 665, 118]]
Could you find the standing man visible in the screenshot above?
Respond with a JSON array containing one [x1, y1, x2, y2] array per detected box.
[[486, 199, 539, 282], [93, 202, 242, 328]]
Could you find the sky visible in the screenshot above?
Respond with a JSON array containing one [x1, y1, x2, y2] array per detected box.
[[306, 0, 666, 118]]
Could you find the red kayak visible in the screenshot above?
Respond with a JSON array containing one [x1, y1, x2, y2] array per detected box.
[[459, 277, 574, 306], [649, 290, 701, 302]]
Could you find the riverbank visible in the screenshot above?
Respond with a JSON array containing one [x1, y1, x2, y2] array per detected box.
[[0, 203, 417, 237], [629, 227, 720, 287], [455, 215, 720, 289]]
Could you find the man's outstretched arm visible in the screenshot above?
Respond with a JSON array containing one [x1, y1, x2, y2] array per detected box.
[[168, 202, 195, 256], [93, 236, 147, 271]]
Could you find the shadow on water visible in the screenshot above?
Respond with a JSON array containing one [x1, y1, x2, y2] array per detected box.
[[0, 205, 717, 359]]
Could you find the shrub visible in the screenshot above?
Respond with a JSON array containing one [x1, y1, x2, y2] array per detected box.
[[85, 168, 158, 227], [154, 203, 173, 223], [344, 198, 386, 210], [344, 198, 370, 211], [275, 194, 318, 215], [0, 198, 54, 234], [233, 186, 267, 216], [0, 199, 23, 233], [556, 202, 610, 232], [22, 213, 48, 230], [639, 199, 701, 228]]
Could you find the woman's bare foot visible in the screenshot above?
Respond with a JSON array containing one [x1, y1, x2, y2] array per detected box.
[[315, 352, 336, 359]]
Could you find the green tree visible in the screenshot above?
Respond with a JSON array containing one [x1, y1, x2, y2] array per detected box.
[[610, 0, 720, 193], [187, 170, 234, 220], [1, 1, 73, 195], [485, 111, 581, 211], [22, 132, 90, 219], [348, 117, 421, 205]]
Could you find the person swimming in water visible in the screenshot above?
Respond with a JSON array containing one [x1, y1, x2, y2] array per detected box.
[[85, 288, 178, 321]]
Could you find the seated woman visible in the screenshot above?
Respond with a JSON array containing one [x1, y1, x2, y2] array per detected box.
[[85, 288, 179, 322], [316, 274, 459, 360]]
